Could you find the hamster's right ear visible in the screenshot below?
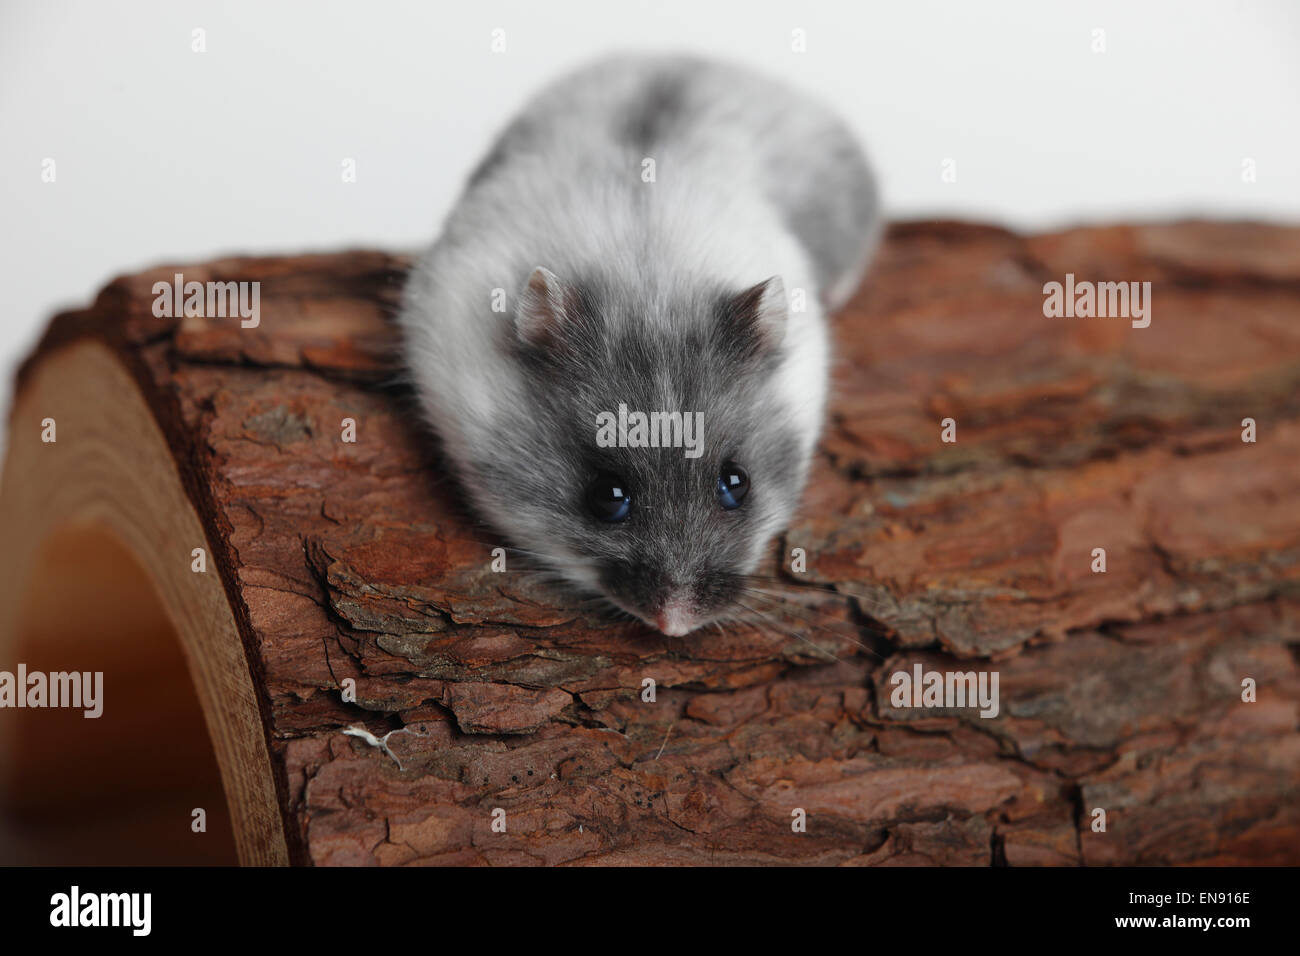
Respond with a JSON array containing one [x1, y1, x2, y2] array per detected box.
[[515, 266, 573, 347]]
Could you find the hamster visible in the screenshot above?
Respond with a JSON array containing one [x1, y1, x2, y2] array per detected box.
[[399, 54, 880, 636]]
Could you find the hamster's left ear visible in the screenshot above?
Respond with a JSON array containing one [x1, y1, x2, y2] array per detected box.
[[515, 266, 574, 347], [720, 275, 788, 354]]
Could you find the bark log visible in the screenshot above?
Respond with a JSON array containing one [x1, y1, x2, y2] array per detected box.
[[3, 220, 1298, 866]]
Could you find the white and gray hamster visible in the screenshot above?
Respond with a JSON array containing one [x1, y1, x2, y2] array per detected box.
[[399, 54, 879, 635]]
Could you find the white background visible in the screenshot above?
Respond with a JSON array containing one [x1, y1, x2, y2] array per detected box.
[[1, 0, 1298, 451]]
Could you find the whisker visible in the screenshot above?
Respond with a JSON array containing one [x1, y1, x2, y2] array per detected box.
[[732, 599, 844, 664], [735, 572, 899, 616], [734, 587, 888, 663]]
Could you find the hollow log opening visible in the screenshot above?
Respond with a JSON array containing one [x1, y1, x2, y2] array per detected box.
[[0, 524, 237, 864]]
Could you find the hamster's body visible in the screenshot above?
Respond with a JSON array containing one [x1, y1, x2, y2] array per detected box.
[[400, 55, 879, 635]]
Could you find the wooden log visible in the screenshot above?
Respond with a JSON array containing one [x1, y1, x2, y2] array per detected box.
[[1, 221, 1297, 866]]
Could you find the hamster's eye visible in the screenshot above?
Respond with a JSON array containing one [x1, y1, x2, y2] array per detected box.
[[717, 461, 750, 510], [586, 473, 632, 522]]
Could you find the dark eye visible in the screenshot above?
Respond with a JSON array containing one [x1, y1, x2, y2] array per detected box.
[[716, 461, 750, 510], [586, 473, 632, 522]]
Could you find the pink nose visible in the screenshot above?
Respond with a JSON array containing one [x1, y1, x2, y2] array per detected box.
[[654, 599, 695, 636]]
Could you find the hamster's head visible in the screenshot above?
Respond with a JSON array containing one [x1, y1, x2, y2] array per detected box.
[[464, 266, 821, 636]]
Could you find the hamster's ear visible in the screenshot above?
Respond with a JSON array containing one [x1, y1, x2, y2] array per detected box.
[[515, 266, 573, 347], [721, 276, 788, 353]]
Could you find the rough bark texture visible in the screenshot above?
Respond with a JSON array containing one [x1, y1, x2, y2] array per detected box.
[[21, 221, 1300, 866]]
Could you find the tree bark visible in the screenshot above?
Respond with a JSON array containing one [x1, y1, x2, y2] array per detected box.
[[2, 220, 1297, 865]]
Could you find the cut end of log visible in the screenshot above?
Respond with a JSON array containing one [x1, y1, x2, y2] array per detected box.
[[0, 341, 285, 865]]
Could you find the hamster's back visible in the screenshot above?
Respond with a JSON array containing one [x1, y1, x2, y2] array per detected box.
[[462, 54, 880, 303]]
